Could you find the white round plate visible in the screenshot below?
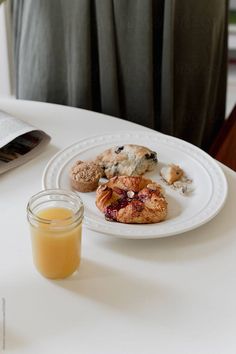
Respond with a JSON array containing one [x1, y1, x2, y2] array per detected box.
[[42, 131, 228, 239]]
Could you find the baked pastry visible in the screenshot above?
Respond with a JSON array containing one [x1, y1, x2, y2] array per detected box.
[[160, 164, 183, 185], [96, 176, 167, 224], [70, 160, 102, 192], [95, 144, 158, 179]]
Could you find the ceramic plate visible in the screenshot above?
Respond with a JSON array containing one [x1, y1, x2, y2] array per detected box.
[[42, 131, 228, 238]]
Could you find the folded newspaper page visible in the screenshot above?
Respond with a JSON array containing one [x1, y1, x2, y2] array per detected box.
[[0, 110, 51, 174]]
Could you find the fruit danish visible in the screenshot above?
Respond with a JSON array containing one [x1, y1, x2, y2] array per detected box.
[[96, 176, 168, 224]]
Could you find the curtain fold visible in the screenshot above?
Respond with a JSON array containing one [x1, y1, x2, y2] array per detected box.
[[10, 0, 228, 150]]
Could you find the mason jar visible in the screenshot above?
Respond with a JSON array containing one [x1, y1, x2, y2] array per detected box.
[[27, 189, 84, 279]]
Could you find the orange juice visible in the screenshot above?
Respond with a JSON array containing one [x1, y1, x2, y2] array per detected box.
[[27, 190, 84, 279]]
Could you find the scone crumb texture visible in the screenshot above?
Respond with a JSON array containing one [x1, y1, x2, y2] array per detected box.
[[160, 164, 183, 185]]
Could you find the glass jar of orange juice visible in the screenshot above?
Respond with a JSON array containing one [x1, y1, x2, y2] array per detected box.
[[27, 189, 84, 279]]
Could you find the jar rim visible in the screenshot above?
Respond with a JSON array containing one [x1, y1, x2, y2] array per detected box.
[[27, 189, 84, 226]]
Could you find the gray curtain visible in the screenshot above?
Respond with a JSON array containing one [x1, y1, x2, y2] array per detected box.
[[11, 0, 228, 150]]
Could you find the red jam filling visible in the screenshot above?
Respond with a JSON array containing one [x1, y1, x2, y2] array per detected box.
[[105, 190, 145, 221]]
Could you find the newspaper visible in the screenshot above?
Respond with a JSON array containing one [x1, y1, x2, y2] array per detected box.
[[0, 110, 51, 174]]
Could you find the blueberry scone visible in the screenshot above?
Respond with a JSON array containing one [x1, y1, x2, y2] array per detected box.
[[95, 144, 158, 179], [96, 175, 167, 224]]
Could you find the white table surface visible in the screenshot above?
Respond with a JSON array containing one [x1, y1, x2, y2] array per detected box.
[[0, 98, 236, 354]]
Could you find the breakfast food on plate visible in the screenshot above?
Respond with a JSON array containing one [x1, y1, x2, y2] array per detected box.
[[160, 164, 193, 195], [160, 164, 183, 185], [96, 175, 167, 224], [95, 144, 158, 179], [171, 176, 193, 195], [70, 160, 103, 192]]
